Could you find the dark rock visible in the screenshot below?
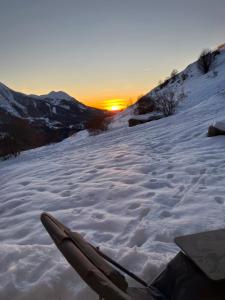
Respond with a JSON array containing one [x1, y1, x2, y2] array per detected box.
[[129, 115, 163, 127], [207, 125, 225, 137]]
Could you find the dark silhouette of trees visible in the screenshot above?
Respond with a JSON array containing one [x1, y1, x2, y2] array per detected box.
[[8, 118, 39, 149], [0, 135, 20, 159], [197, 49, 214, 74], [86, 115, 109, 135], [134, 95, 156, 115], [0, 118, 44, 159], [170, 69, 178, 83]]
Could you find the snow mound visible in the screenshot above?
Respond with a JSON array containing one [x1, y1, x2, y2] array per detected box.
[[214, 120, 225, 132]]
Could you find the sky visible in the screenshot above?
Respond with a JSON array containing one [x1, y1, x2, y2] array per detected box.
[[0, 0, 225, 109]]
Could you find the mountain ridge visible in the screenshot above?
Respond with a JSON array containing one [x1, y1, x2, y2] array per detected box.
[[0, 82, 104, 156]]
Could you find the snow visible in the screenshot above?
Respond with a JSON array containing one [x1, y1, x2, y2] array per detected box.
[[32, 90, 88, 110], [52, 106, 57, 114], [38, 91, 73, 101], [1, 48, 225, 299], [60, 105, 70, 110], [113, 47, 225, 129], [0, 82, 22, 117], [214, 120, 225, 132]]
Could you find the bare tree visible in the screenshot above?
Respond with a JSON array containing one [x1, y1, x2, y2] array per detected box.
[[154, 87, 185, 117], [197, 49, 214, 74], [170, 69, 178, 82]]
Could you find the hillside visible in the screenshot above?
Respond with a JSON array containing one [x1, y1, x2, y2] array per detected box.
[[0, 47, 225, 299], [113, 45, 225, 128]]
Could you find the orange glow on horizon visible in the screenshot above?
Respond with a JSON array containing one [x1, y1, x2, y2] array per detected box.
[[101, 99, 128, 111], [110, 105, 121, 111], [11, 85, 147, 110]]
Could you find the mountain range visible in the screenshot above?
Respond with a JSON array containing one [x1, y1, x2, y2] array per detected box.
[[0, 83, 103, 156]]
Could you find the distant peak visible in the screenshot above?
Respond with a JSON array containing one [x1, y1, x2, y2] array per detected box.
[[43, 91, 73, 101]]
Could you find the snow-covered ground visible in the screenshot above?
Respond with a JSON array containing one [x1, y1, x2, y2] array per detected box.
[[1, 49, 225, 299]]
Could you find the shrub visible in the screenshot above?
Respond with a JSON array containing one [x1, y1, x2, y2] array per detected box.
[[154, 88, 185, 117], [170, 69, 178, 83], [86, 114, 109, 135], [160, 78, 170, 89], [212, 49, 220, 57], [197, 49, 214, 74], [134, 95, 156, 115]]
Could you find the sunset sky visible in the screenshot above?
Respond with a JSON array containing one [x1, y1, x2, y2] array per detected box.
[[1, 0, 225, 110]]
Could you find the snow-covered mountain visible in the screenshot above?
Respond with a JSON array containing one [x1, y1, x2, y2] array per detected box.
[[1, 45, 225, 299], [29, 90, 87, 110], [0, 83, 103, 154], [0, 83, 101, 128]]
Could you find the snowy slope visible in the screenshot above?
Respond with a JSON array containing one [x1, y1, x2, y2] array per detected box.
[[1, 48, 225, 299], [113, 46, 225, 128], [0, 82, 26, 117]]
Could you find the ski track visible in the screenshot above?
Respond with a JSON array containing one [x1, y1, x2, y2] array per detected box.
[[1, 51, 225, 299]]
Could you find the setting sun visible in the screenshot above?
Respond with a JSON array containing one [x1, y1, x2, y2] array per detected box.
[[102, 99, 127, 111], [110, 105, 121, 111]]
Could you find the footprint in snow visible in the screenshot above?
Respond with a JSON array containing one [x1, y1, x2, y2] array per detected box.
[[215, 196, 224, 205], [60, 190, 71, 197], [20, 181, 30, 186], [160, 210, 172, 218], [93, 213, 104, 220], [139, 207, 151, 219], [36, 186, 46, 192], [167, 165, 173, 170], [178, 185, 185, 192], [150, 178, 157, 182], [129, 228, 148, 247], [128, 202, 141, 210], [167, 173, 174, 179]]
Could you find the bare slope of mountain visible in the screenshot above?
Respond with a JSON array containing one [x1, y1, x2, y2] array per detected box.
[[0, 83, 103, 156]]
